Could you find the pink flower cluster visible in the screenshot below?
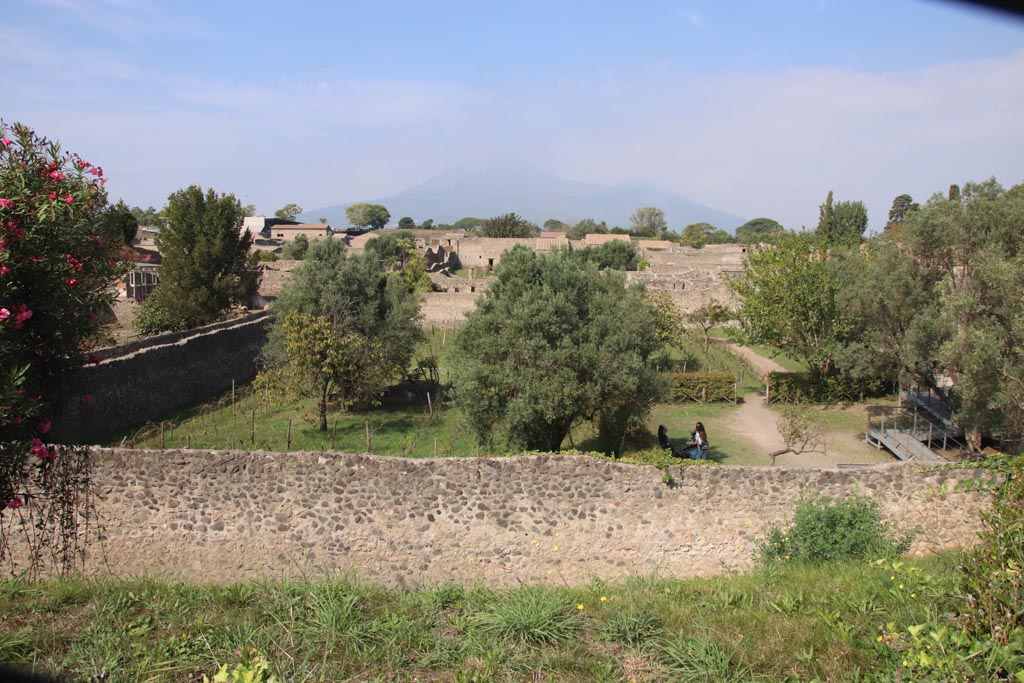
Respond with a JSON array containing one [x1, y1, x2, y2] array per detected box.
[[30, 438, 55, 462], [12, 303, 32, 328], [0, 304, 32, 327], [0, 198, 13, 209]]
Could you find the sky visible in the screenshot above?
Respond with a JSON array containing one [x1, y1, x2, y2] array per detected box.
[[3, 0, 1024, 231]]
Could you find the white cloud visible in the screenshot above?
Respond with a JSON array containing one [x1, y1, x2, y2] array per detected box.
[[4, 19, 1022, 229], [678, 8, 705, 31]]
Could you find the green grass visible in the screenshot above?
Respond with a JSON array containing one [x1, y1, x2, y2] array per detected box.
[[0, 555, 963, 682]]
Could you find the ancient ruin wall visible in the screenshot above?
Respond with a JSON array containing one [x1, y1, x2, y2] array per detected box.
[[65, 449, 994, 586], [52, 314, 268, 444]]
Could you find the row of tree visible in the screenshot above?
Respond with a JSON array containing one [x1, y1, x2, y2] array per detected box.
[[730, 179, 1024, 450]]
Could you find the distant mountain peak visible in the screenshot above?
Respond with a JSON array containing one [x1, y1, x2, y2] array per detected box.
[[302, 162, 744, 231]]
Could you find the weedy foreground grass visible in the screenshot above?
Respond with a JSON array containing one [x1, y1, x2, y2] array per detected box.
[[0, 555, 960, 682]]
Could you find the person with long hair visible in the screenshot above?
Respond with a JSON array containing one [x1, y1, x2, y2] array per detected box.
[[686, 421, 709, 460]]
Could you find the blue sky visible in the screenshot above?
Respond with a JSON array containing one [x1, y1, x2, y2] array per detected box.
[[4, 0, 1023, 230]]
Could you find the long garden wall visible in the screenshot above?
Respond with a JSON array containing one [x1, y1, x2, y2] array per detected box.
[[56, 449, 996, 587], [52, 314, 269, 444]]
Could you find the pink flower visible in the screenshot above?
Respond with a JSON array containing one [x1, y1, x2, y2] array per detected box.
[[1, 138, 11, 147], [64, 195, 74, 205], [89, 354, 100, 365], [87, 311, 96, 320], [37, 420, 51, 434], [13, 304, 32, 329], [30, 438, 48, 458], [48, 192, 57, 202], [1, 265, 9, 275], [6, 497, 22, 510], [49, 170, 66, 180], [66, 277, 77, 286], [0, 307, 9, 321], [0, 198, 13, 209]]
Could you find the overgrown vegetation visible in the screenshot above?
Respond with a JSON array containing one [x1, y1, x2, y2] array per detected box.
[[0, 556, 969, 682], [730, 179, 1024, 451], [758, 494, 912, 564]]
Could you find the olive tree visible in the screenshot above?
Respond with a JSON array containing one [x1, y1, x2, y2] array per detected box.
[[452, 247, 662, 454]]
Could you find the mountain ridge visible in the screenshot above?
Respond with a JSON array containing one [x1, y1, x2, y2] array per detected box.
[[301, 160, 744, 231]]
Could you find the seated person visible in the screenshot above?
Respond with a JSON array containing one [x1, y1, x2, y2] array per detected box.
[[658, 424, 688, 459], [684, 421, 710, 460]]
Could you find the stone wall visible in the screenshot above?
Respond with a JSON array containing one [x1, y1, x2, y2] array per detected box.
[[52, 314, 268, 444], [56, 449, 995, 587]]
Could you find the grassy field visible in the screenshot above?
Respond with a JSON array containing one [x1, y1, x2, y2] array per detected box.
[[111, 326, 772, 462], [0, 555, 960, 683]]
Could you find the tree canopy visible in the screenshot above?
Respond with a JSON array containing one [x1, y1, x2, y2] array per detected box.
[[572, 239, 639, 271], [735, 217, 784, 244], [840, 178, 1024, 448], [274, 203, 302, 221], [566, 218, 608, 240], [629, 207, 667, 238], [264, 237, 422, 430], [452, 247, 662, 453], [729, 234, 848, 380], [816, 191, 867, 245], [346, 203, 391, 230], [136, 185, 259, 333], [680, 222, 734, 248], [477, 213, 537, 238], [101, 199, 139, 245]]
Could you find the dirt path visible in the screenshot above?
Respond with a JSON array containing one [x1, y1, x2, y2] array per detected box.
[[714, 339, 788, 377], [718, 342, 892, 468]]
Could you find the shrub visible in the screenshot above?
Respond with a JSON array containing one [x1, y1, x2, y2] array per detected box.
[[767, 371, 891, 404], [255, 250, 278, 262], [758, 494, 912, 565], [664, 371, 736, 403], [1, 122, 122, 575]]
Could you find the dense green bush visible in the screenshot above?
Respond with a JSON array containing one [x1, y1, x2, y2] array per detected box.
[[767, 371, 891, 404], [664, 371, 736, 403], [759, 494, 912, 564], [960, 455, 1024, 647]]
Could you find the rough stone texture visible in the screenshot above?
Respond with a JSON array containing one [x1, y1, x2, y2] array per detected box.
[[52, 449, 995, 587], [52, 315, 268, 444]]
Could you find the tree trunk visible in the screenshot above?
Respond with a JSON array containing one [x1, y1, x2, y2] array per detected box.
[[768, 447, 794, 466], [318, 382, 328, 432]]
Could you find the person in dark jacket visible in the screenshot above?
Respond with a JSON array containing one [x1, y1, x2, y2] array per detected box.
[[658, 424, 688, 458]]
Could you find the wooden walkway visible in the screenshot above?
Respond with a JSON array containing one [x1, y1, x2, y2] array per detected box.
[[864, 387, 964, 462], [866, 427, 944, 462]]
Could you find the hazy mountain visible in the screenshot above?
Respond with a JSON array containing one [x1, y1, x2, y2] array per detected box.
[[302, 159, 744, 231]]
